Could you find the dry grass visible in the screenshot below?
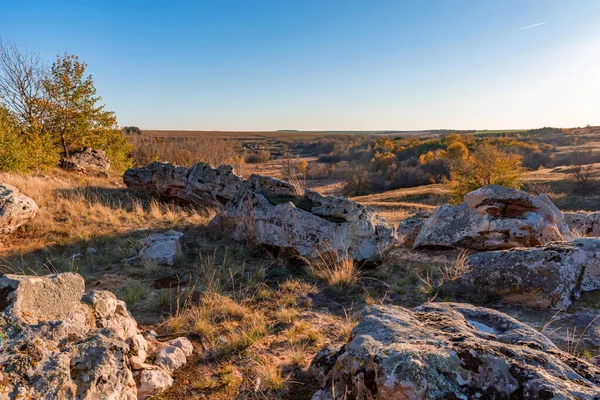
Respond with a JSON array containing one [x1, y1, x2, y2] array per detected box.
[[0, 170, 209, 256], [306, 251, 362, 290], [417, 250, 471, 299], [253, 357, 291, 392]]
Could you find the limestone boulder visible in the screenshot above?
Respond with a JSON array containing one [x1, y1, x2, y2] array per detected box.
[[0, 273, 190, 399], [123, 161, 243, 209], [65, 148, 110, 172], [456, 238, 600, 310], [312, 303, 600, 399], [564, 211, 600, 237], [210, 175, 399, 262], [413, 185, 573, 250], [135, 230, 184, 266], [0, 183, 38, 234]]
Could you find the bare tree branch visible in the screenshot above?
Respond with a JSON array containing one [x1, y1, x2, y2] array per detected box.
[[0, 39, 48, 128]]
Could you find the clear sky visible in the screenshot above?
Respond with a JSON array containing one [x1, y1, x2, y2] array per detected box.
[[2, 0, 599, 131]]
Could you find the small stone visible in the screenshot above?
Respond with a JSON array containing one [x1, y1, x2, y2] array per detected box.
[[136, 366, 173, 399], [154, 345, 187, 373], [167, 337, 193, 357]]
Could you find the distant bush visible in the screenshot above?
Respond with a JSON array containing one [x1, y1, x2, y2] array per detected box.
[[389, 166, 431, 189], [447, 142, 524, 204], [245, 149, 271, 164]]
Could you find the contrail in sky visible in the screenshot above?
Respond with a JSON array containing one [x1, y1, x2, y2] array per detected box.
[[514, 22, 546, 31]]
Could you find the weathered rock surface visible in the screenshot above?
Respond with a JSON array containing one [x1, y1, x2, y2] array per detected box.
[[134, 230, 184, 266], [397, 211, 430, 247], [209, 175, 399, 262], [456, 238, 600, 310], [311, 303, 600, 399], [413, 185, 573, 250], [123, 161, 243, 209], [65, 148, 111, 172], [0, 183, 38, 234], [0, 273, 191, 399], [564, 211, 600, 237]]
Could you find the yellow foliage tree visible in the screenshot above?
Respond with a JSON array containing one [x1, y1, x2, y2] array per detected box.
[[418, 151, 435, 164], [447, 141, 524, 204], [447, 142, 469, 160]]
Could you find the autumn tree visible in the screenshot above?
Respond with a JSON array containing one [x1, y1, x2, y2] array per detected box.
[[447, 142, 469, 160], [447, 141, 524, 204], [43, 54, 132, 170]]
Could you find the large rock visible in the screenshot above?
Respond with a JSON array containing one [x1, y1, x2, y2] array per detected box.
[[564, 211, 600, 237], [0, 183, 38, 234], [123, 161, 243, 209], [65, 148, 110, 172], [456, 238, 600, 310], [413, 185, 573, 250], [0, 273, 190, 399], [312, 303, 600, 399], [210, 175, 399, 262]]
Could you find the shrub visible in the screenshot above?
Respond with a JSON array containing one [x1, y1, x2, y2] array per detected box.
[[389, 166, 432, 189], [447, 141, 524, 204], [245, 149, 271, 164], [0, 107, 59, 173]]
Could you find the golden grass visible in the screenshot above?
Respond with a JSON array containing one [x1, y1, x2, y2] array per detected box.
[[0, 169, 209, 256], [306, 251, 362, 290]]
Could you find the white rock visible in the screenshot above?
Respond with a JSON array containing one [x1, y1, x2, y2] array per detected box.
[[0, 183, 38, 234], [168, 337, 193, 357], [154, 345, 187, 373], [137, 230, 183, 266], [136, 366, 174, 399]]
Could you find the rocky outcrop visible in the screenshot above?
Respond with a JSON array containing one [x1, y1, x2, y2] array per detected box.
[[124, 230, 184, 266], [397, 211, 430, 247], [0, 272, 191, 399], [564, 211, 600, 237], [0, 183, 38, 234], [311, 303, 600, 399], [413, 185, 573, 250], [123, 161, 243, 209], [209, 175, 399, 262], [65, 148, 111, 172], [455, 238, 600, 310]]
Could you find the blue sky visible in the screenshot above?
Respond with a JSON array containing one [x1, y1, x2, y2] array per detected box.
[[2, 0, 599, 130]]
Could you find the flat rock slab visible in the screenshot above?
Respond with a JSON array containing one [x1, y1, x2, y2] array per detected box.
[[312, 303, 600, 399], [457, 238, 600, 310], [0, 272, 84, 323]]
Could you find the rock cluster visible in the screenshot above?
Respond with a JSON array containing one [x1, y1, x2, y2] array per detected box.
[[0, 183, 38, 234], [311, 303, 600, 399], [456, 238, 600, 310], [123, 161, 244, 209], [0, 272, 191, 399], [209, 175, 399, 262], [413, 185, 573, 250]]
